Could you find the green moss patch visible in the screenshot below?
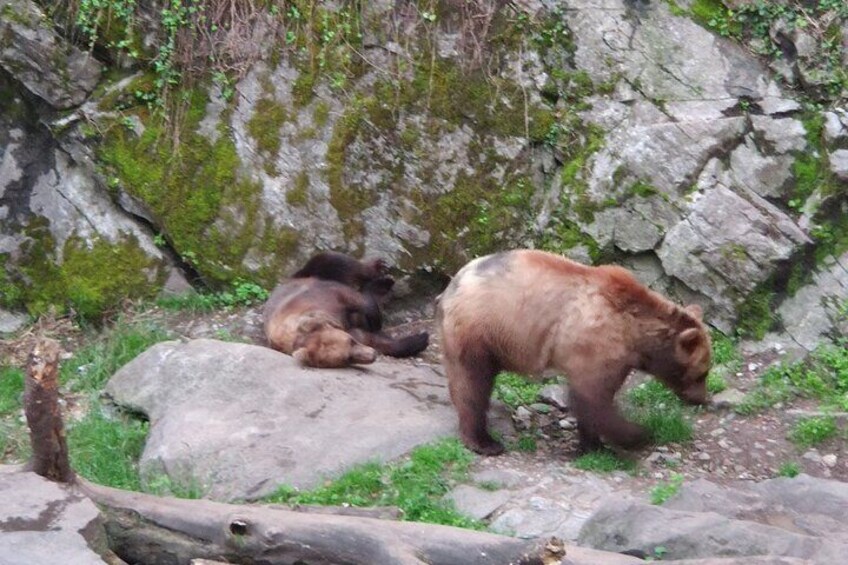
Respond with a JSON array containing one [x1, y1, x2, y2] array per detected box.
[[9, 219, 163, 319], [247, 96, 289, 174], [99, 88, 290, 288]]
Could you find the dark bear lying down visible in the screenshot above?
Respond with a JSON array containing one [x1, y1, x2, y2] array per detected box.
[[264, 252, 429, 368]]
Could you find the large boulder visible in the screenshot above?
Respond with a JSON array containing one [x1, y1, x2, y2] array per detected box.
[[0, 0, 101, 109], [104, 339, 457, 502]]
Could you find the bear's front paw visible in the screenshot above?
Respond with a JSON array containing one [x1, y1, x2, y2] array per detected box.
[[365, 276, 395, 297], [368, 258, 391, 277], [404, 332, 429, 356]]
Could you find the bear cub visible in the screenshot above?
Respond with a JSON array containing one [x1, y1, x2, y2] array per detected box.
[[437, 249, 712, 455], [264, 252, 429, 368]]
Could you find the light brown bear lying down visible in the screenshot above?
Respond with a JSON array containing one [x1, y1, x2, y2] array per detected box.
[[437, 249, 712, 455], [264, 252, 429, 368]]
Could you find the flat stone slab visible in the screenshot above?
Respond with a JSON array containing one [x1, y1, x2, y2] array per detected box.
[[578, 475, 848, 564], [0, 466, 113, 564], [105, 339, 457, 502]]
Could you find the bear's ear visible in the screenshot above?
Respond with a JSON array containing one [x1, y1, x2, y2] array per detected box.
[[684, 304, 703, 321], [676, 327, 703, 357], [297, 317, 325, 335]]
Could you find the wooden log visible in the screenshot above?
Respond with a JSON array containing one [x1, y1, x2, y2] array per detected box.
[[24, 337, 74, 483], [78, 479, 571, 565]]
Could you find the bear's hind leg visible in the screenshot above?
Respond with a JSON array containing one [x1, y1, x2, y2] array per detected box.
[[445, 349, 503, 456], [569, 388, 647, 453], [348, 329, 429, 358]]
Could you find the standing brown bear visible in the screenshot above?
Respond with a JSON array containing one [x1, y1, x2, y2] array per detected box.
[[264, 252, 429, 368], [437, 249, 712, 455]]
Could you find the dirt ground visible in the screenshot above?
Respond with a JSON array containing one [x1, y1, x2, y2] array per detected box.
[[2, 298, 846, 489]]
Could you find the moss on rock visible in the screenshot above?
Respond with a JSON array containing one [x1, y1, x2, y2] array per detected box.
[[7, 218, 163, 319], [98, 87, 281, 287], [247, 96, 289, 175]]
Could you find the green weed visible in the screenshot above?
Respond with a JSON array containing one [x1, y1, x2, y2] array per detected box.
[[67, 406, 148, 491], [650, 472, 684, 505], [789, 416, 838, 447], [777, 461, 801, 478], [264, 438, 483, 529], [573, 449, 636, 473]]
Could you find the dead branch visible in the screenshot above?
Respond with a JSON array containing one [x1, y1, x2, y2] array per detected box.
[[24, 338, 74, 483]]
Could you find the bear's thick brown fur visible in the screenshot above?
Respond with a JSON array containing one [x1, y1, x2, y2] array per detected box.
[[264, 253, 429, 368], [437, 249, 712, 455]]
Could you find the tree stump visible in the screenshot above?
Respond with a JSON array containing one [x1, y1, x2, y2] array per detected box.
[[24, 337, 74, 483]]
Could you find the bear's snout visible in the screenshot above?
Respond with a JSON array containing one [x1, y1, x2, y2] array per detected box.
[[678, 383, 708, 405]]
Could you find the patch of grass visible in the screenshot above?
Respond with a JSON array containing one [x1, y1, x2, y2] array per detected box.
[[61, 321, 172, 393], [493, 372, 542, 409], [512, 433, 538, 453], [736, 284, 777, 340], [739, 343, 848, 415], [0, 366, 24, 415], [625, 380, 693, 445], [0, 419, 30, 463], [264, 438, 483, 529], [707, 332, 737, 395], [145, 473, 205, 499], [650, 472, 684, 505], [68, 406, 148, 491], [735, 380, 793, 415], [711, 331, 740, 367], [156, 279, 268, 312], [573, 449, 636, 473], [777, 461, 801, 478], [707, 372, 728, 395], [789, 416, 838, 447]]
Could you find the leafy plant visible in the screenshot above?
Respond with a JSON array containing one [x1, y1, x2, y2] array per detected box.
[[650, 473, 684, 505], [789, 415, 838, 447], [777, 461, 801, 478], [157, 280, 269, 312]]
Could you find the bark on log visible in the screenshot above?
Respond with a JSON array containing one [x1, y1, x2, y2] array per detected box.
[[24, 337, 74, 483], [78, 479, 568, 565]]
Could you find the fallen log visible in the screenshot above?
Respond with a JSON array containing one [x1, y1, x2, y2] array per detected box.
[[24, 337, 74, 483], [78, 478, 573, 565]]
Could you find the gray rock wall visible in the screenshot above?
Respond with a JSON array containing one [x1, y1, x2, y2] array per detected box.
[[0, 0, 845, 344]]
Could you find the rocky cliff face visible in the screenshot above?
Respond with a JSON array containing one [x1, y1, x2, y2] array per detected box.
[[0, 0, 845, 345]]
